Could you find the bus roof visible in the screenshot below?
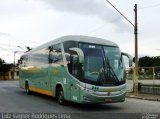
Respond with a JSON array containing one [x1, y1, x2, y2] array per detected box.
[[23, 35, 118, 55]]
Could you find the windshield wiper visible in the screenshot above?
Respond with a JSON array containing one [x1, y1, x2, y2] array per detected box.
[[97, 56, 119, 86], [96, 47, 121, 86], [104, 57, 120, 85], [97, 47, 120, 86]]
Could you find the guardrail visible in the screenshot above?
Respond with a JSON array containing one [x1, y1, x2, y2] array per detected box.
[[139, 83, 160, 95], [126, 67, 160, 95], [127, 67, 160, 81]]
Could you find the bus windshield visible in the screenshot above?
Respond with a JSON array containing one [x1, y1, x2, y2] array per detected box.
[[79, 43, 125, 86]]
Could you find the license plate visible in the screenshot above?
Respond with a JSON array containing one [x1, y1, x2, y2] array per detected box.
[[105, 99, 112, 102]]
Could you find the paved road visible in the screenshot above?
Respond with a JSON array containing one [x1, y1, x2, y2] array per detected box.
[[0, 81, 160, 119]]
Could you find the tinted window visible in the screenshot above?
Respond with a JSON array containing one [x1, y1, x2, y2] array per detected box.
[[29, 48, 49, 66], [48, 43, 63, 64], [20, 55, 28, 67], [63, 41, 78, 53]]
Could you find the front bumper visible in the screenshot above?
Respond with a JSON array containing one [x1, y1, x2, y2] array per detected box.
[[79, 85, 126, 104]]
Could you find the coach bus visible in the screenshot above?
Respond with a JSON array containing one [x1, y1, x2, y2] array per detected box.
[[19, 35, 132, 104]]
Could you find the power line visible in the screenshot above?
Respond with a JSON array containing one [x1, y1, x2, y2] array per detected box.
[[84, 17, 122, 35], [124, 3, 160, 14], [106, 0, 134, 27], [85, 2, 148, 36], [139, 3, 160, 10], [0, 46, 13, 53], [85, 9, 136, 35], [0, 43, 16, 48]]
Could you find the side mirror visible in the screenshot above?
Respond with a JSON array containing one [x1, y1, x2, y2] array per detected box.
[[121, 52, 133, 67], [69, 48, 84, 63]]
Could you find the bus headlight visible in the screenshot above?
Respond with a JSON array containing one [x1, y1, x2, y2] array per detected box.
[[77, 84, 85, 90], [87, 89, 95, 94]]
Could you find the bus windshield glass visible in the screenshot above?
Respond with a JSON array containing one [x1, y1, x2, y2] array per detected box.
[[79, 43, 125, 86]]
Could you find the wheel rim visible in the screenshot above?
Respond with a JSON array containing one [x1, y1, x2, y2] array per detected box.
[[58, 90, 64, 104], [25, 84, 29, 94], [26, 87, 29, 93]]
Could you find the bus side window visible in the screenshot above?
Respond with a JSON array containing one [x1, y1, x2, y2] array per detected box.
[[21, 55, 28, 67], [48, 44, 62, 64]]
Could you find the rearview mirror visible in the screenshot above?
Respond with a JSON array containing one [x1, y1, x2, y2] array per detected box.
[[121, 52, 133, 67], [69, 48, 84, 63]]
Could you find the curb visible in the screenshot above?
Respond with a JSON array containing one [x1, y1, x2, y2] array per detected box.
[[126, 94, 160, 102], [0, 79, 19, 81]]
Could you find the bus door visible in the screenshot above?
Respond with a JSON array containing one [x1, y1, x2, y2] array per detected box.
[[68, 53, 82, 102]]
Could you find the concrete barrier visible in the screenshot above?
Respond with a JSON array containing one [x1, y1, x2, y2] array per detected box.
[[139, 83, 160, 95]]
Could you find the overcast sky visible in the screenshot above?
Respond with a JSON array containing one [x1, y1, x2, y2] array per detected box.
[[0, 0, 160, 63]]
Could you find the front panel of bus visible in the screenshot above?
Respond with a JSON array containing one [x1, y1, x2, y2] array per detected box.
[[63, 41, 127, 103]]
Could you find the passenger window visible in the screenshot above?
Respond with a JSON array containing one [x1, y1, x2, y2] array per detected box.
[[48, 44, 63, 64], [20, 55, 28, 67]]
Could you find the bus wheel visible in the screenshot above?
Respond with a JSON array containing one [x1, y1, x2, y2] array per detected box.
[[25, 82, 31, 95], [58, 87, 65, 105]]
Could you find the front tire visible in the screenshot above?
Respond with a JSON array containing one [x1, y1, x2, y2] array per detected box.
[[57, 87, 65, 105]]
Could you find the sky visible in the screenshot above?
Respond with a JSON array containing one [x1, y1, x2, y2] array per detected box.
[[0, 0, 160, 63]]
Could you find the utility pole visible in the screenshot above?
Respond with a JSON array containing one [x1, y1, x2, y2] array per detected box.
[[133, 4, 138, 95], [13, 48, 23, 80], [106, 0, 139, 95], [13, 51, 18, 80]]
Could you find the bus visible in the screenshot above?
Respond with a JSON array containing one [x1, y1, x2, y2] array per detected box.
[[19, 35, 132, 104]]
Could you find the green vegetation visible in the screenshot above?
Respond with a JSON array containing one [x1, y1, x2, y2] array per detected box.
[[139, 56, 160, 67], [128, 56, 160, 80], [0, 58, 12, 80]]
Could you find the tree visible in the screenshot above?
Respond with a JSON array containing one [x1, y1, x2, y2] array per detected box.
[[138, 56, 160, 67], [138, 56, 153, 67], [0, 58, 12, 80], [0, 58, 5, 65], [138, 56, 160, 76], [152, 56, 160, 67]]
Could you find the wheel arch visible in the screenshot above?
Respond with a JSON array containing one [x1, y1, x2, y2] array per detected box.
[[25, 79, 29, 87], [55, 83, 65, 98]]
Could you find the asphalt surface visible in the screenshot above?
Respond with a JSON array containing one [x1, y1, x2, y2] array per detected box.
[[0, 81, 160, 119]]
